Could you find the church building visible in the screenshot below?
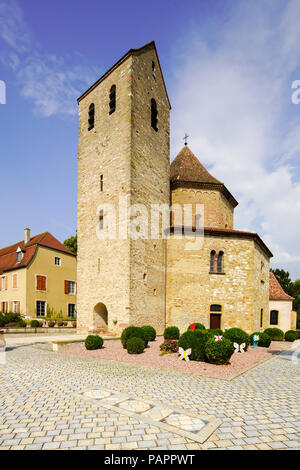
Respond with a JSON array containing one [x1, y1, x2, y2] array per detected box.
[[76, 41, 291, 335]]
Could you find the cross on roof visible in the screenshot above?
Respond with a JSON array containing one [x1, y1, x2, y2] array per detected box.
[[183, 133, 189, 146]]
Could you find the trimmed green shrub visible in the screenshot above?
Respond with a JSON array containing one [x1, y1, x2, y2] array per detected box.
[[264, 328, 284, 341], [16, 320, 27, 328], [164, 326, 180, 340], [284, 330, 299, 342], [178, 330, 211, 362], [250, 332, 271, 348], [223, 328, 250, 351], [0, 314, 6, 327], [72, 321, 77, 328], [63, 321, 68, 326], [48, 321, 55, 327], [188, 323, 206, 331], [4, 312, 22, 324], [57, 320, 63, 327], [85, 335, 104, 350], [141, 325, 156, 341], [30, 320, 40, 328], [126, 337, 145, 354], [121, 326, 148, 349], [160, 340, 178, 355], [205, 337, 235, 365], [38, 321, 44, 327], [207, 328, 223, 336]]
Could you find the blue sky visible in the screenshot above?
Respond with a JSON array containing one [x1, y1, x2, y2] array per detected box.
[[1, 0, 300, 279]]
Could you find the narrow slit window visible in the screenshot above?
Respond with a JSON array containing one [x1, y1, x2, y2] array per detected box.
[[100, 174, 104, 192], [151, 98, 158, 131], [88, 103, 95, 131], [99, 210, 104, 230], [109, 85, 116, 115]]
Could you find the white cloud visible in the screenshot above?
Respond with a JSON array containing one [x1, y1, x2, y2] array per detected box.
[[0, 0, 100, 116], [170, 0, 300, 279]]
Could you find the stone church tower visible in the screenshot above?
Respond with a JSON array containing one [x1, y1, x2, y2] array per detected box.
[[77, 42, 171, 334]]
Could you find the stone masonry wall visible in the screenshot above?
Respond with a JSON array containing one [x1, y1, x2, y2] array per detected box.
[[77, 55, 133, 333], [166, 233, 270, 334], [171, 187, 234, 229], [129, 46, 170, 334]]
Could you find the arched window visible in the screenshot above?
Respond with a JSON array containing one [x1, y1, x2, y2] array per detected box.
[[210, 250, 216, 272], [88, 103, 95, 131], [109, 85, 116, 115], [270, 310, 279, 325], [217, 251, 224, 273], [151, 98, 158, 131]]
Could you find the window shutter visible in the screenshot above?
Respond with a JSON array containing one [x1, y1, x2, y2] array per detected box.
[[13, 274, 17, 289], [64, 280, 69, 294], [42, 276, 46, 291], [17, 302, 20, 314], [9, 301, 12, 312]]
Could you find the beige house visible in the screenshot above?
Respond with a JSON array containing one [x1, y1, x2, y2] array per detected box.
[[269, 272, 296, 332], [76, 41, 293, 335], [0, 229, 77, 319]]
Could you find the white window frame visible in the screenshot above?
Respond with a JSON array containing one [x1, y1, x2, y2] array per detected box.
[[12, 301, 19, 314], [36, 300, 47, 317], [68, 303, 76, 318], [68, 281, 76, 295], [54, 257, 62, 266], [1, 276, 5, 291], [35, 274, 47, 292]]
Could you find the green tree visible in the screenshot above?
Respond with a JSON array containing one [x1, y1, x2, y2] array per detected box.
[[64, 234, 77, 255]]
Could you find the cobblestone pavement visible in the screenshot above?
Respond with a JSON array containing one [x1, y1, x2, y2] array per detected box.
[[0, 344, 299, 450]]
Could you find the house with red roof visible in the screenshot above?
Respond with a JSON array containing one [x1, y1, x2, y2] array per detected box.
[[0, 228, 77, 319], [269, 272, 296, 331]]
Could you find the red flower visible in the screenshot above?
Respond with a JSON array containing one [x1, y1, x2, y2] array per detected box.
[[190, 324, 196, 330]]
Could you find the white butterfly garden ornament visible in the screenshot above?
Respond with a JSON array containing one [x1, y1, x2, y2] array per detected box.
[[179, 347, 192, 362], [215, 335, 223, 342], [234, 342, 246, 353]]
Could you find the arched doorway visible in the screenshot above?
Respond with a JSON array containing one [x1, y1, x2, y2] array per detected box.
[[93, 303, 108, 329]]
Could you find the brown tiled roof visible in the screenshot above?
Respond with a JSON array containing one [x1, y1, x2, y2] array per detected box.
[[170, 147, 239, 208], [269, 272, 294, 301], [77, 41, 171, 109], [0, 232, 75, 273], [169, 226, 273, 258], [171, 146, 222, 185]]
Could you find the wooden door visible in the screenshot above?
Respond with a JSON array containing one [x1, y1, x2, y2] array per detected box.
[[210, 314, 221, 329]]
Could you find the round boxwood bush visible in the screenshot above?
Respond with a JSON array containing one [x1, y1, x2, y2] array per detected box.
[[188, 323, 206, 331], [207, 328, 223, 336], [85, 335, 104, 350], [164, 326, 180, 340], [223, 328, 250, 351], [178, 330, 211, 362], [30, 320, 40, 328], [205, 337, 235, 365], [48, 321, 55, 327], [284, 330, 299, 342], [126, 337, 145, 354], [121, 326, 148, 349], [250, 332, 271, 348], [16, 319, 27, 328], [141, 325, 156, 341], [264, 327, 284, 341]]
